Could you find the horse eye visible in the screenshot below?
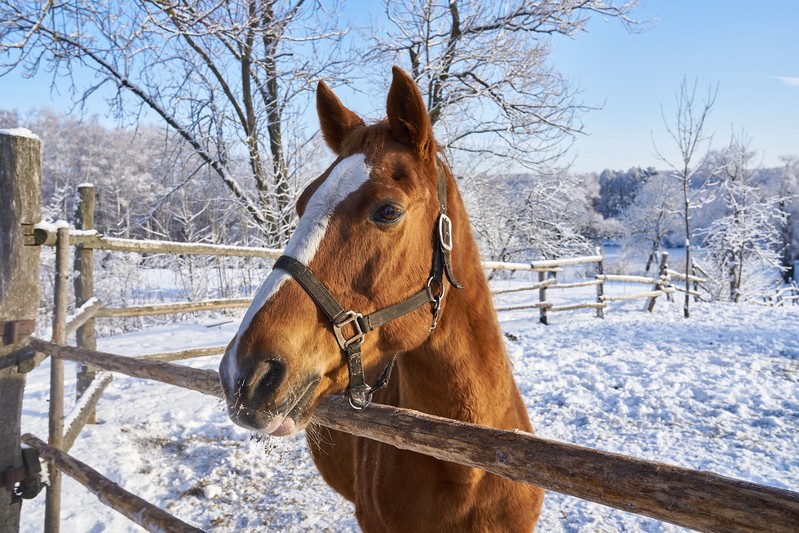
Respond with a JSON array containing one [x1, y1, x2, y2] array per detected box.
[[371, 203, 404, 225]]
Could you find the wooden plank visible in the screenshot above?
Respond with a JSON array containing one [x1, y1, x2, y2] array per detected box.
[[481, 260, 534, 271], [491, 279, 557, 295], [62, 372, 113, 452], [95, 297, 252, 318], [494, 302, 552, 312], [29, 339, 799, 533], [30, 340, 221, 397], [598, 274, 662, 284], [667, 269, 706, 283], [548, 303, 606, 313], [64, 297, 102, 338], [21, 434, 203, 533], [549, 279, 603, 289], [137, 345, 228, 363], [530, 255, 603, 269], [312, 397, 799, 533], [602, 291, 665, 302], [33, 227, 282, 259]]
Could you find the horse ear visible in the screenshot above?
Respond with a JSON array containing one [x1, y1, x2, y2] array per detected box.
[[316, 80, 365, 154], [387, 66, 434, 158]]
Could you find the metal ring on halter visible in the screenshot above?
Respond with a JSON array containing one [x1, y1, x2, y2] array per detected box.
[[348, 389, 372, 410]]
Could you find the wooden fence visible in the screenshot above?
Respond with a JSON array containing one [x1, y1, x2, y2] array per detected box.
[[3, 158, 792, 532], [24, 339, 799, 532]]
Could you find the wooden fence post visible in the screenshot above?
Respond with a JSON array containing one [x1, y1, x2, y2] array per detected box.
[[538, 271, 548, 325], [595, 246, 605, 319], [74, 184, 98, 424], [0, 129, 41, 533], [691, 259, 700, 302], [45, 226, 70, 533], [646, 252, 670, 312]]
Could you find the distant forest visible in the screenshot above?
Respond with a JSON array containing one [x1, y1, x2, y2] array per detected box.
[[3, 107, 797, 303]]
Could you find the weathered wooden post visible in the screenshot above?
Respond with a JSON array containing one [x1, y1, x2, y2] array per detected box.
[[537, 270, 548, 325], [594, 246, 605, 319], [691, 259, 700, 303], [74, 184, 98, 423], [45, 226, 69, 533], [646, 251, 670, 312], [0, 129, 41, 533]]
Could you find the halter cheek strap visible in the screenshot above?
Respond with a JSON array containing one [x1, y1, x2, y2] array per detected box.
[[273, 162, 462, 409]]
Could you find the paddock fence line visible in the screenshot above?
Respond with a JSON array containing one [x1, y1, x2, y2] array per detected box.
[[27, 339, 799, 533], [24, 188, 710, 530], [1, 167, 751, 533], [24, 217, 790, 533]]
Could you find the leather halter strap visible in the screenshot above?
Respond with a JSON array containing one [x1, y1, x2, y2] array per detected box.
[[273, 161, 461, 409]]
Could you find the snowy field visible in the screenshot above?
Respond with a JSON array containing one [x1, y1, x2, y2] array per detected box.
[[18, 284, 799, 532]]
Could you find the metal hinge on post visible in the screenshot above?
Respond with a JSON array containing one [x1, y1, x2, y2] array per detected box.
[[1, 320, 36, 346], [1, 448, 43, 500]]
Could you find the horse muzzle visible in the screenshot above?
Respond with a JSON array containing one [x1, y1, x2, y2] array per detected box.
[[219, 349, 320, 436]]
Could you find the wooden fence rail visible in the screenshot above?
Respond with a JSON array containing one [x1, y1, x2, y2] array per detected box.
[[33, 225, 283, 259], [29, 339, 799, 533], [22, 434, 203, 532]]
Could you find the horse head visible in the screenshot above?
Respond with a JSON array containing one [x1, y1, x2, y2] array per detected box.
[[219, 67, 459, 435]]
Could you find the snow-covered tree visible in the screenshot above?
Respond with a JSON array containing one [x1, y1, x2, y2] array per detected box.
[[763, 156, 799, 282], [1, 0, 350, 245], [619, 171, 681, 273], [594, 166, 657, 219], [697, 133, 785, 301], [466, 170, 593, 264]]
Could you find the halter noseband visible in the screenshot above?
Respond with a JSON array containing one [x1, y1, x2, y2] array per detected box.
[[272, 161, 462, 409]]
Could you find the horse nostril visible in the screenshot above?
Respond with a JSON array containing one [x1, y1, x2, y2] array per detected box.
[[249, 358, 287, 406]]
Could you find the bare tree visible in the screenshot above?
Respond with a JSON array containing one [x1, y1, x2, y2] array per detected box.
[[368, 0, 638, 174], [1, 0, 349, 245], [654, 77, 718, 317]]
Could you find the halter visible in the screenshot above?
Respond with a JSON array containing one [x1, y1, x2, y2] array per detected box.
[[273, 162, 462, 409]]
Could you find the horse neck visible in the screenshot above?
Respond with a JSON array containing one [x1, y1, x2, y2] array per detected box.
[[397, 180, 523, 428]]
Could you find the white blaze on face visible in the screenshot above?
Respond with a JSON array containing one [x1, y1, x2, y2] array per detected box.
[[224, 153, 371, 381]]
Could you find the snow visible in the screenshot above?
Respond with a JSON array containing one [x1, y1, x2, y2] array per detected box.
[[0, 128, 40, 140], [18, 291, 799, 532]]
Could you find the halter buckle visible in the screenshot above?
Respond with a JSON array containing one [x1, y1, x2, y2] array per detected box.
[[333, 311, 366, 350], [438, 214, 453, 251]]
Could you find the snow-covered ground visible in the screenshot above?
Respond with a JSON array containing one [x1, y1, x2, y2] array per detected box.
[[18, 286, 799, 532]]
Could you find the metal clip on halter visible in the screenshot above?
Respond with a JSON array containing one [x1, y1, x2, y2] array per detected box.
[[427, 276, 446, 334], [333, 311, 366, 350]]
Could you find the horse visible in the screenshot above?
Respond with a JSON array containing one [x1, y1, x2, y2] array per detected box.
[[219, 66, 544, 531]]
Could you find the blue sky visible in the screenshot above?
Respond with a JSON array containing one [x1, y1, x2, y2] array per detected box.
[[551, 0, 799, 172], [3, 1, 797, 173]]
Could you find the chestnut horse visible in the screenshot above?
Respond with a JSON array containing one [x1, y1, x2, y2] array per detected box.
[[220, 67, 544, 531]]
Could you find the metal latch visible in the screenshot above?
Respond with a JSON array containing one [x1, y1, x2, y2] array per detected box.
[[1, 447, 42, 500], [1, 320, 35, 346]]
